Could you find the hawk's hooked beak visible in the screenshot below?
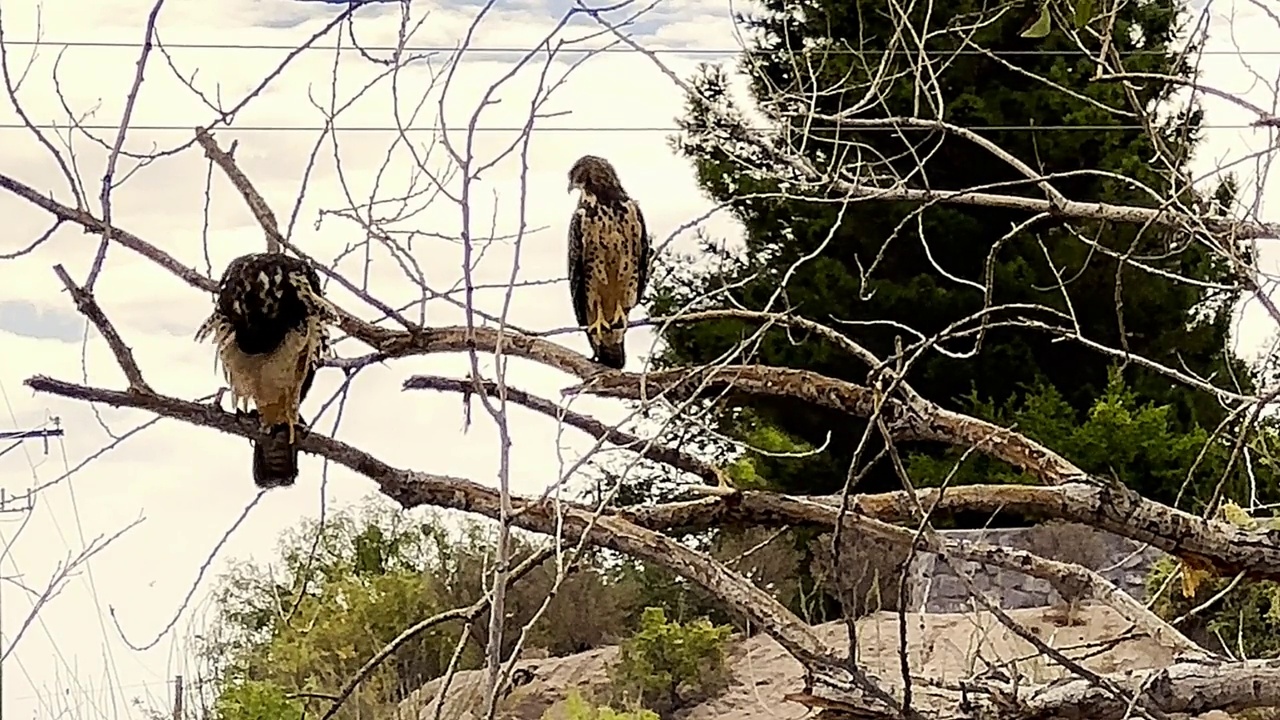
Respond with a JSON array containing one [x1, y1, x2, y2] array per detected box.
[[567, 181, 575, 194]]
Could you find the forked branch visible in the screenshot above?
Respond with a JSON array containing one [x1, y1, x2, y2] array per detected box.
[[23, 373, 1280, 717], [52, 264, 153, 394]]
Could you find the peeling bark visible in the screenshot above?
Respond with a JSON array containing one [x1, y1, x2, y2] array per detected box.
[[12, 128, 1277, 720], [794, 657, 1280, 719]]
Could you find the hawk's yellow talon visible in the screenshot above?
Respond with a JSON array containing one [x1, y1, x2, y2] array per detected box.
[[566, 154, 647, 372]]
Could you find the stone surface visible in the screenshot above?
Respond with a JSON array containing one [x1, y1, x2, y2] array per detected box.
[[911, 522, 1168, 613]]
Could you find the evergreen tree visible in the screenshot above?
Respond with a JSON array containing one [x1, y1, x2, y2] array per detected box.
[[652, 0, 1253, 507]]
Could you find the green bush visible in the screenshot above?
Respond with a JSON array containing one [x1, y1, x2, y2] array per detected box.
[[200, 495, 648, 720], [1147, 555, 1280, 658], [1147, 502, 1280, 659], [905, 369, 1274, 510], [213, 679, 304, 720], [542, 690, 660, 720], [607, 606, 734, 716]]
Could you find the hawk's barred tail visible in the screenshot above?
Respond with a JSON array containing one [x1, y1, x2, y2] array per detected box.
[[252, 424, 300, 488], [593, 329, 627, 370]]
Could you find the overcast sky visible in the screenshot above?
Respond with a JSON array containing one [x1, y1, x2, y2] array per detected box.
[[0, 0, 1276, 718]]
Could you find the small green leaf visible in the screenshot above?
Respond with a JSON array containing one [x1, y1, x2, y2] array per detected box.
[[1022, 3, 1052, 38], [1074, 0, 1095, 28]]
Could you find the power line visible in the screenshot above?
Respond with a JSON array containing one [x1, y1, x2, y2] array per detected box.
[[0, 123, 1269, 133], [53, 435, 128, 719], [0, 428, 65, 443], [0, 387, 97, 718], [0, 422, 63, 720], [0, 431, 63, 461], [7, 676, 202, 703], [4, 39, 1280, 56]]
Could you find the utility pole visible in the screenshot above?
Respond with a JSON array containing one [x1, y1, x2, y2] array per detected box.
[[172, 674, 184, 720], [0, 422, 64, 719]]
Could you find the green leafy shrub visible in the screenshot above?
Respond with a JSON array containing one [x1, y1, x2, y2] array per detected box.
[[1147, 536, 1280, 659], [607, 606, 734, 716], [541, 690, 659, 720], [213, 679, 304, 720], [200, 494, 649, 719], [905, 369, 1277, 510]]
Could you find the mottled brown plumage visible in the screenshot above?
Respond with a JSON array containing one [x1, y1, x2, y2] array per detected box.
[[194, 252, 339, 488], [566, 155, 650, 369]]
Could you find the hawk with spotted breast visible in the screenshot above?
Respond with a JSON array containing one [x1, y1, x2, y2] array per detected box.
[[195, 252, 339, 489], [566, 154, 651, 369]]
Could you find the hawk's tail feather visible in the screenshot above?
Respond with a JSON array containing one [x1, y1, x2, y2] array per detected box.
[[252, 424, 300, 489], [592, 329, 626, 370]]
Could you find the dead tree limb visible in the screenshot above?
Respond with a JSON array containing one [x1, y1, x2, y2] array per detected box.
[[403, 375, 732, 487], [791, 656, 1280, 719], [25, 375, 1280, 716]]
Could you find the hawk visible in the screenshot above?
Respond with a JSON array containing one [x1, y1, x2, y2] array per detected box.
[[195, 252, 339, 489], [566, 154, 651, 369]]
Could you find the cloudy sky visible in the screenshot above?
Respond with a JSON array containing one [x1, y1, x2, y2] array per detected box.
[[0, 0, 1276, 718]]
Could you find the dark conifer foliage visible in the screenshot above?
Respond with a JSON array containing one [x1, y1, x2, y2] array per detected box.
[[651, 0, 1250, 504]]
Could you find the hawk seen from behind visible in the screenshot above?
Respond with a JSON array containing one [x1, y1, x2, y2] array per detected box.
[[195, 252, 339, 489], [566, 154, 651, 369]]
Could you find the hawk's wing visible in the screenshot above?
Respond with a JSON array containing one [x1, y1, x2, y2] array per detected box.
[[628, 198, 651, 303], [212, 253, 328, 355], [196, 252, 337, 490], [567, 204, 589, 329]]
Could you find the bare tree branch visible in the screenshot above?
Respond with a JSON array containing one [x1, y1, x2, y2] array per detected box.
[[51, 264, 152, 394], [195, 126, 282, 252], [403, 374, 733, 488], [7, 5, 1280, 716], [23, 373, 1280, 716], [789, 656, 1280, 719]]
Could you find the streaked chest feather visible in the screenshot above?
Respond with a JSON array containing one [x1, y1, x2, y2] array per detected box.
[[578, 205, 644, 290], [212, 318, 326, 406]]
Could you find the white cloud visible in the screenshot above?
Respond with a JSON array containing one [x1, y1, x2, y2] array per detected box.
[[1187, 0, 1280, 361], [0, 0, 1276, 717], [0, 0, 750, 716]]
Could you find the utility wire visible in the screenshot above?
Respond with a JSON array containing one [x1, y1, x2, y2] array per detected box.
[[4, 40, 1280, 56], [2, 42, 1271, 134], [0, 124, 1271, 133], [0, 381, 97, 718], [55, 435, 127, 720]]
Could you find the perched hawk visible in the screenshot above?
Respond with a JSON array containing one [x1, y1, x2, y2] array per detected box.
[[566, 154, 651, 369], [195, 252, 339, 489]]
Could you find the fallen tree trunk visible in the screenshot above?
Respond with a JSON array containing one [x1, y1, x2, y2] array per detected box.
[[793, 657, 1280, 719]]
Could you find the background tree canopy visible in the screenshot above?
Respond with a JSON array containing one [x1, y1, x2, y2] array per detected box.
[[9, 0, 1280, 716], [650, 0, 1261, 509], [197, 498, 745, 719], [191, 1, 1280, 711]]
